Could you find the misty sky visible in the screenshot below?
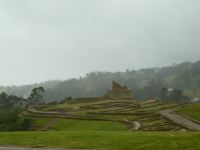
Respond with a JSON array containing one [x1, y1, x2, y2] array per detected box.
[[0, 0, 200, 86]]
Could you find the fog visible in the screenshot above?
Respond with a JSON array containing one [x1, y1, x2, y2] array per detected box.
[[0, 0, 200, 85]]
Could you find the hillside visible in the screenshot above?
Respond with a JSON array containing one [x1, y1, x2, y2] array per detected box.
[[1, 90, 200, 149], [1, 61, 200, 102], [24, 98, 184, 131], [0, 98, 200, 149]]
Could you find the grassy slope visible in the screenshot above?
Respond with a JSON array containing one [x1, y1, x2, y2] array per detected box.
[[177, 103, 200, 121], [51, 118, 126, 131], [26, 99, 182, 131], [0, 131, 199, 150], [29, 117, 53, 130], [28, 117, 126, 131]]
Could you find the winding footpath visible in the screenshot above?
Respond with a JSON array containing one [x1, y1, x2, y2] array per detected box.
[[40, 118, 60, 131], [123, 117, 141, 130], [133, 121, 141, 130], [160, 109, 200, 131]]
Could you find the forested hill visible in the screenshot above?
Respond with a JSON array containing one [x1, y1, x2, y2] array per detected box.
[[1, 61, 200, 102]]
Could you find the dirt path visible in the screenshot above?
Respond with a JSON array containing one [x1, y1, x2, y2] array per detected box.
[[133, 121, 141, 130], [123, 117, 141, 130], [40, 118, 60, 131], [160, 109, 200, 131]]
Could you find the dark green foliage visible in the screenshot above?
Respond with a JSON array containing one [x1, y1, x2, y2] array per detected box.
[[0, 92, 26, 109], [0, 109, 32, 131], [28, 87, 45, 105], [0, 92, 32, 131]]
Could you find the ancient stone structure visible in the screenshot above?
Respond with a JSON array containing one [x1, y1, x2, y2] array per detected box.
[[104, 81, 134, 99]]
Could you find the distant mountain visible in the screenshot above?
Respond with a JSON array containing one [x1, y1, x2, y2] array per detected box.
[[1, 61, 200, 102], [0, 80, 60, 98]]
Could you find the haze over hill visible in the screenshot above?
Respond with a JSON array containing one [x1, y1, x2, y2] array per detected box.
[[0, 0, 200, 85], [1, 61, 200, 102]]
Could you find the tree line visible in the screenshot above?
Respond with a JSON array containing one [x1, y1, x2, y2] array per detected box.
[[1, 61, 200, 103], [0, 87, 44, 131]]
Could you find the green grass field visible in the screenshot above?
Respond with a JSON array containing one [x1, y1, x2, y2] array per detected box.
[[6, 99, 198, 149], [29, 117, 53, 130], [51, 118, 126, 131], [28, 117, 126, 131], [0, 131, 199, 150]]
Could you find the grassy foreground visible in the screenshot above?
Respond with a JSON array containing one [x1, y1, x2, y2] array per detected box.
[[0, 131, 200, 150]]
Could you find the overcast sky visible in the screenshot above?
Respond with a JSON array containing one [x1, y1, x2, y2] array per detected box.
[[0, 0, 200, 86]]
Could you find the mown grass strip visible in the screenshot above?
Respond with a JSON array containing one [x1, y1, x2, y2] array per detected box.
[[0, 131, 199, 150]]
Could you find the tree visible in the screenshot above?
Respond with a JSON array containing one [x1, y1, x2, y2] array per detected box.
[[170, 89, 184, 102], [160, 87, 187, 103], [0, 92, 9, 108], [28, 87, 45, 105], [0, 92, 32, 131]]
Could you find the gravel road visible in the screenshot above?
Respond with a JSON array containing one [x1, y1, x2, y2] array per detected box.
[[160, 109, 200, 131]]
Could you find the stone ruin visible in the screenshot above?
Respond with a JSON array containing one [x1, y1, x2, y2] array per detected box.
[[104, 81, 134, 99]]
